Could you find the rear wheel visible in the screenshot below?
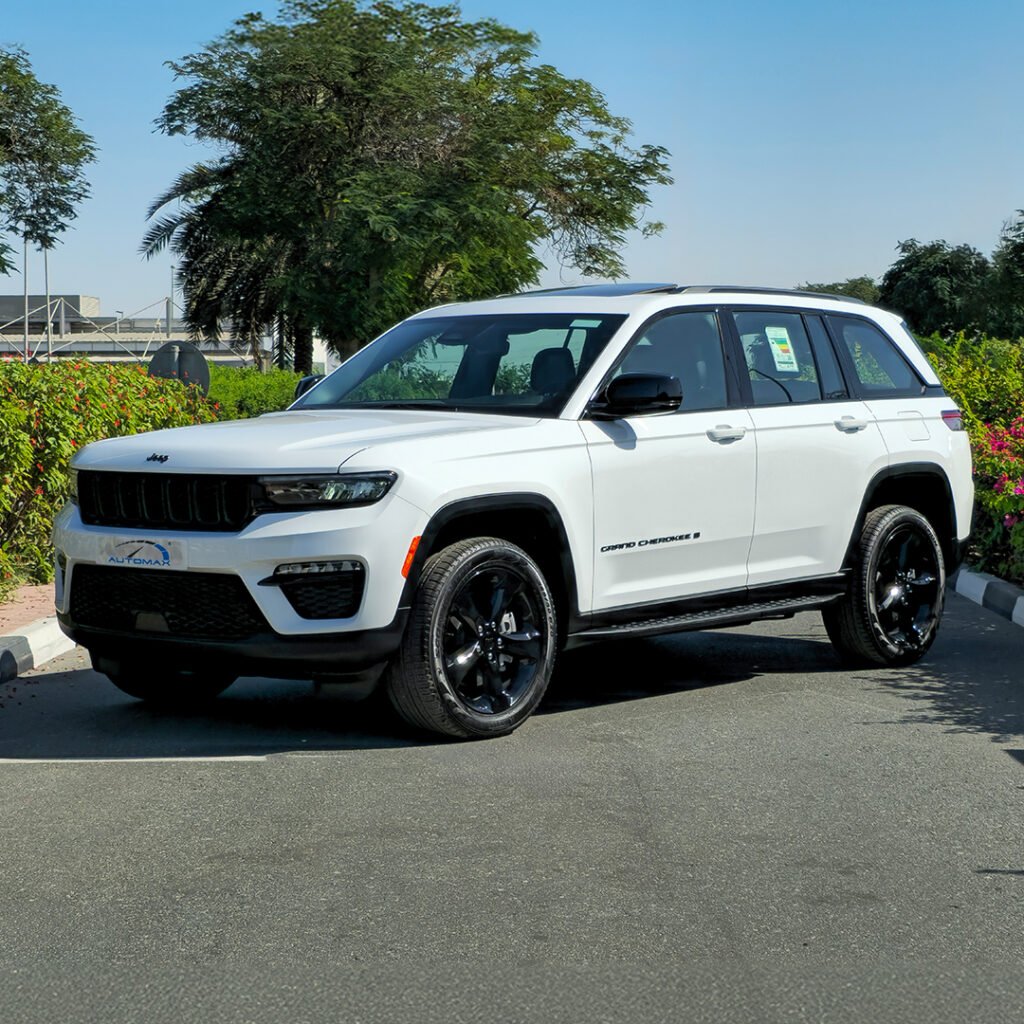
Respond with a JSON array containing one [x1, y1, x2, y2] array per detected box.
[[97, 656, 235, 707], [386, 537, 557, 738], [823, 504, 945, 667]]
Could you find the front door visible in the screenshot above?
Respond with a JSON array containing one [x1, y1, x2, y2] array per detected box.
[[581, 310, 757, 611]]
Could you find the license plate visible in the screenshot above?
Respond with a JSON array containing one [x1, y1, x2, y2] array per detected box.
[[100, 538, 187, 569]]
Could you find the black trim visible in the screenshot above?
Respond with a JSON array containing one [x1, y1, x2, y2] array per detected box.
[[401, 493, 583, 626], [566, 574, 849, 647], [846, 463, 961, 569], [58, 610, 409, 679]]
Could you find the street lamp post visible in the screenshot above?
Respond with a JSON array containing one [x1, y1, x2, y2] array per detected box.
[[115, 310, 124, 336]]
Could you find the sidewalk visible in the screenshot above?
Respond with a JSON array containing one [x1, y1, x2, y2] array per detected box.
[[0, 583, 76, 684]]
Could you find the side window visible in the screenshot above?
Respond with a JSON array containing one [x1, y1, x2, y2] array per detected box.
[[805, 315, 848, 399], [732, 311, 822, 405], [614, 311, 728, 411], [828, 315, 921, 395]]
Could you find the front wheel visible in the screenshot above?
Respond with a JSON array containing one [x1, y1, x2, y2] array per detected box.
[[386, 537, 558, 738], [823, 504, 946, 667]]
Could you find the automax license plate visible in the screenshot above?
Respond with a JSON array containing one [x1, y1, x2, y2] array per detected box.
[[99, 538, 187, 570]]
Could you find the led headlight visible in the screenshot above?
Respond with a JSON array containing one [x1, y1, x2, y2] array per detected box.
[[259, 471, 397, 509]]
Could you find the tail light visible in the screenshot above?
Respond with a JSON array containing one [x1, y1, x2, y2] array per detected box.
[[941, 410, 964, 431]]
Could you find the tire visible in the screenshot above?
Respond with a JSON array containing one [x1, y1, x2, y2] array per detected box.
[[823, 504, 946, 667], [385, 537, 558, 739], [99, 657, 236, 707]]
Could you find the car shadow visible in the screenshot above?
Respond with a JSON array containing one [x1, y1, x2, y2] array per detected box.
[[2, 595, 1017, 760], [1, 623, 844, 760]]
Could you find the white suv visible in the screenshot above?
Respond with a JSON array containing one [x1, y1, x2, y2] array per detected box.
[[54, 284, 974, 738]]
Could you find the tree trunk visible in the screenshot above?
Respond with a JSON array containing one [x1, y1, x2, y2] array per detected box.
[[293, 320, 314, 375]]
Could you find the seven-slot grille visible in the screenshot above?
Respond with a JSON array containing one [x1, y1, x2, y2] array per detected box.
[[78, 471, 257, 532], [69, 564, 270, 640]]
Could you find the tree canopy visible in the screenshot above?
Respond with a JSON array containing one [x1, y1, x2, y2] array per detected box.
[[0, 46, 95, 272], [877, 238, 991, 336], [799, 275, 880, 304], [143, 0, 672, 368]]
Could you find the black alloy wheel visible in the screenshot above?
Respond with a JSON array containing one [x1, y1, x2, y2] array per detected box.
[[823, 504, 946, 667], [386, 537, 558, 738]]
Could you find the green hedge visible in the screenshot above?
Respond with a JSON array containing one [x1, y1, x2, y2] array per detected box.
[[207, 365, 301, 419], [0, 360, 219, 600], [920, 334, 1024, 585]]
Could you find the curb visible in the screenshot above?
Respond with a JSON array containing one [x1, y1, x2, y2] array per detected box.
[[951, 568, 1024, 628], [0, 617, 77, 684]]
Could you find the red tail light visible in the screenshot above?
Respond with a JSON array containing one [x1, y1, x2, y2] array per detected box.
[[941, 410, 964, 431]]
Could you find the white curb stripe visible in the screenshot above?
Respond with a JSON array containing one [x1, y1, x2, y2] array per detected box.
[[1014, 597, 1024, 628], [955, 569, 992, 605]]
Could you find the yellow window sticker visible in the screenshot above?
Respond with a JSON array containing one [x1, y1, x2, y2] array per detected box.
[[764, 326, 799, 372]]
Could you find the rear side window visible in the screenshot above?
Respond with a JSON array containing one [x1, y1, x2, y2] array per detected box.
[[732, 311, 822, 405], [828, 315, 921, 395]]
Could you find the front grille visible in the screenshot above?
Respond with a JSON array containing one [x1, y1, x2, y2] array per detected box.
[[78, 471, 258, 532], [280, 568, 366, 619], [69, 564, 270, 640]]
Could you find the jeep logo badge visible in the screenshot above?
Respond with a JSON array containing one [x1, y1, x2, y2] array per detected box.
[[146, 453, 170, 463]]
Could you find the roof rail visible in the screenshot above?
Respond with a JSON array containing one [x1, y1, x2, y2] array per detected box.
[[510, 282, 680, 298], [678, 285, 867, 305]]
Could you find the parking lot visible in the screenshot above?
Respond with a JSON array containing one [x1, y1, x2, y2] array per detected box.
[[1, 592, 1022, 1021]]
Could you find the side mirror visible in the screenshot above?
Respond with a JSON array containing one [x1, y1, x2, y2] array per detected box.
[[294, 374, 324, 401], [588, 373, 682, 419]]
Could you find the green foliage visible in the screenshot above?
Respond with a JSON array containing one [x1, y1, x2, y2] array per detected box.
[[207, 364, 301, 419], [878, 239, 991, 336], [144, 0, 672, 366], [799, 276, 880, 304], [0, 360, 216, 599], [921, 333, 1024, 584], [0, 47, 95, 253]]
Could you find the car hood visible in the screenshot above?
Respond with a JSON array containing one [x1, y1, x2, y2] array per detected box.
[[73, 408, 540, 474]]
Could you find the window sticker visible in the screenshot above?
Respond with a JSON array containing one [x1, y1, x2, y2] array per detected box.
[[764, 326, 799, 372]]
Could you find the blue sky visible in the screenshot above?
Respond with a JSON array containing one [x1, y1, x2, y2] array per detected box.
[[2, 0, 1022, 316]]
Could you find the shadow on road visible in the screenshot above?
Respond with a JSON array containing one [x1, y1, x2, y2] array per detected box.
[[1, 594, 1018, 760], [1, 625, 845, 759]]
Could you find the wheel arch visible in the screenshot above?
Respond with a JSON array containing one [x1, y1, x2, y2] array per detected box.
[[401, 493, 581, 637], [847, 463, 961, 571]]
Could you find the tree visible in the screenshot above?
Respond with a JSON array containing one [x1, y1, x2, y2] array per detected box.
[[877, 239, 990, 336], [144, 0, 672, 372], [0, 48, 95, 275], [987, 212, 1024, 339], [799, 275, 880, 305]]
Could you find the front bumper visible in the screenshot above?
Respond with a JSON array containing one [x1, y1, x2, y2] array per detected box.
[[57, 611, 409, 681]]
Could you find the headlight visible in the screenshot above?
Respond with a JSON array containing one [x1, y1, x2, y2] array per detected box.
[[259, 472, 397, 509], [68, 467, 79, 505]]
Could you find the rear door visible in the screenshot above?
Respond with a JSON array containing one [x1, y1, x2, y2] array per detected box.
[[725, 308, 890, 587]]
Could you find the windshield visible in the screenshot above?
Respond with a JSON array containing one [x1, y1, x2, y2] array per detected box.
[[293, 312, 627, 416]]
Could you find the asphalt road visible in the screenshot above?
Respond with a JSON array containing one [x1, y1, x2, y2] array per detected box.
[[1, 593, 1022, 1022]]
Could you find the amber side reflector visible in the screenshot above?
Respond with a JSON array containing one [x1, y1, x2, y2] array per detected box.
[[941, 410, 964, 431], [401, 536, 422, 578]]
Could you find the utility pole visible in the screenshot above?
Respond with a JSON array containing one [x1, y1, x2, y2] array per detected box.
[[44, 247, 52, 362], [167, 264, 174, 338], [22, 237, 28, 361]]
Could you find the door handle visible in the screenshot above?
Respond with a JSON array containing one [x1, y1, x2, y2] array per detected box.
[[707, 425, 747, 443], [834, 416, 868, 433]]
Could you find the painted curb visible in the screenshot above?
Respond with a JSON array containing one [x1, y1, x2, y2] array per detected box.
[[0, 617, 77, 684], [951, 568, 1024, 629]]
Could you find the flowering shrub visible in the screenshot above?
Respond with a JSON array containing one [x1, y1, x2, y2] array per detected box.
[[923, 334, 1024, 585], [0, 359, 217, 600]]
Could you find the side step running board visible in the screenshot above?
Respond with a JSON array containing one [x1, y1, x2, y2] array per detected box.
[[570, 595, 838, 643]]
